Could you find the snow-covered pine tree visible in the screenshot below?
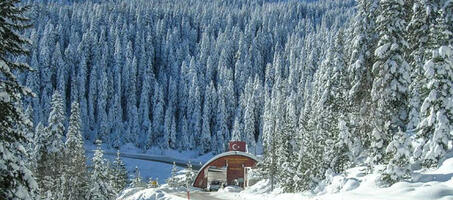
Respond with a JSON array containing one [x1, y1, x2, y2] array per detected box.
[[347, 0, 379, 158], [39, 23, 53, 123], [260, 91, 276, 184], [406, 0, 432, 131], [215, 97, 229, 153], [88, 140, 115, 200], [138, 65, 153, 150], [170, 113, 177, 150], [162, 106, 173, 149], [185, 161, 195, 187], [200, 82, 215, 153], [97, 55, 109, 142], [370, 0, 410, 165], [130, 166, 145, 188], [294, 98, 319, 192], [64, 102, 89, 200], [337, 114, 359, 168], [200, 99, 212, 153], [0, 4, 38, 190], [190, 84, 202, 148], [78, 52, 89, 140], [35, 91, 66, 199], [88, 59, 98, 136], [416, 44, 452, 167], [167, 162, 179, 188], [381, 129, 411, 185], [127, 56, 139, 145], [22, 105, 35, 166], [321, 30, 353, 173], [54, 42, 67, 119], [151, 82, 164, 148], [413, 8, 452, 166], [231, 116, 242, 141], [244, 94, 256, 154], [112, 150, 128, 194], [279, 93, 298, 192], [180, 116, 191, 150]]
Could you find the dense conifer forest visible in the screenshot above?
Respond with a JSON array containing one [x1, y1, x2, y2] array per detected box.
[[1, 0, 452, 199]]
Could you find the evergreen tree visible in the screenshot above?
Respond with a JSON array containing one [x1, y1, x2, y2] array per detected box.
[[112, 151, 128, 194], [416, 45, 452, 167], [185, 162, 194, 187], [127, 56, 139, 144], [231, 116, 242, 141], [347, 0, 379, 162], [88, 140, 115, 200], [200, 90, 212, 153], [166, 162, 179, 188], [381, 129, 411, 186], [97, 61, 108, 142], [130, 166, 145, 188], [35, 91, 66, 199], [151, 83, 164, 148], [162, 106, 173, 149], [169, 113, 177, 150], [244, 95, 256, 154], [180, 116, 191, 150], [406, 0, 432, 131], [279, 94, 298, 192], [64, 102, 89, 200], [138, 66, 153, 150], [370, 0, 410, 165]]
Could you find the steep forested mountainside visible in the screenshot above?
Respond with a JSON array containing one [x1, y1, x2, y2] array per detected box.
[[11, 0, 453, 195], [21, 0, 353, 153]]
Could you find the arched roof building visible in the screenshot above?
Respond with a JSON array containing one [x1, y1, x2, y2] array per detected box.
[[192, 151, 259, 189]]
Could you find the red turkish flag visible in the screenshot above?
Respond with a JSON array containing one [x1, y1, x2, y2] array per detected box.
[[228, 141, 246, 152]]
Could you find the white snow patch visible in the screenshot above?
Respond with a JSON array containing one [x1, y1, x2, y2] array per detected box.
[[117, 188, 185, 200]]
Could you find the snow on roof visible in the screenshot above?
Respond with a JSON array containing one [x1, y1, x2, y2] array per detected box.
[[202, 151, 260, 167]]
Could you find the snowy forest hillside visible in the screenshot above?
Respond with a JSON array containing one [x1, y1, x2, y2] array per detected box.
[[20, 0, 353, 153], [1, 0, 453, 199]]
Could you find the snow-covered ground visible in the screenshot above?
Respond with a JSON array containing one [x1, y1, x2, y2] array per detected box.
[[117, 155, 453, 200]]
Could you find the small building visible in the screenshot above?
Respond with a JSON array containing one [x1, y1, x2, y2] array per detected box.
[[192, 142, 259, 189]]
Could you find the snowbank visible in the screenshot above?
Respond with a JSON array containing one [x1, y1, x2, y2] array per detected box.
[[218, 186, 243, 193], [238, 156, 453, 200], [117, 188, 185, 200]]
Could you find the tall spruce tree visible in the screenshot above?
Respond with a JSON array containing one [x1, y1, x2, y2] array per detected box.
[[35, 91, 66, 199], [416, 45, 452, 167], [0, 0, 38, 199], [370, 0, 410, 165], [112, 150, 128, 194], [64, 102, 89, 200], [89, 140, 115, 200]]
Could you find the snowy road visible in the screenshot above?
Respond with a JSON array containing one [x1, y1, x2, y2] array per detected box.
[[89, 150, 203, 170], [174, 192, 228, 200]]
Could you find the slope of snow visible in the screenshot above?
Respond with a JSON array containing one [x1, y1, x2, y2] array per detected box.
[[117, 188, 186, 200], [238, 156, 453, 200]]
